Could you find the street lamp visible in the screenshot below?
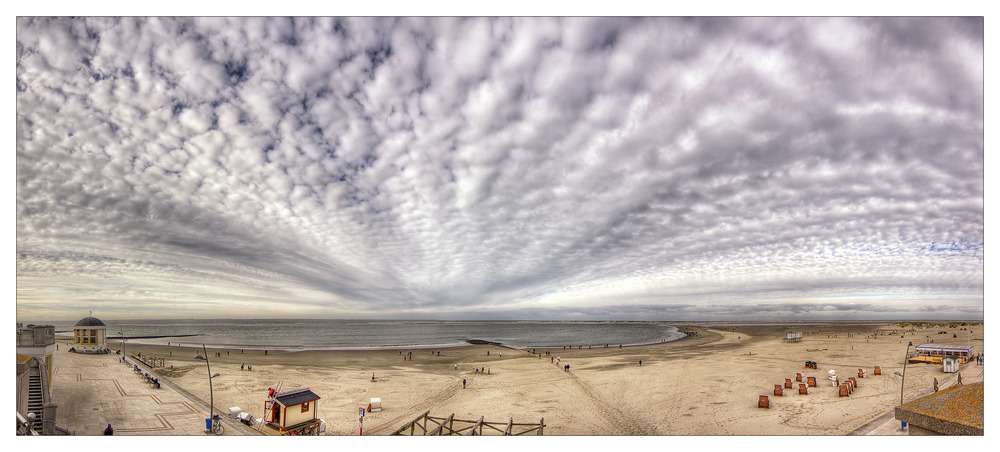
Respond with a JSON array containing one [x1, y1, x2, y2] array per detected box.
[[202, 344, 221, 433], [899, 341, 913, 429], [118, 327, 128, 364]]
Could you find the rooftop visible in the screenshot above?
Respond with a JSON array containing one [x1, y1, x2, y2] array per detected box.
[[895, 382, 983, 435], [914, 344, 974, 351], [274, 388, 320, 407], [74, 316, 106, 327]]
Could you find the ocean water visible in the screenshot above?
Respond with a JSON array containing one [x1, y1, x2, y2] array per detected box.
[[45, 319, 686, 351]]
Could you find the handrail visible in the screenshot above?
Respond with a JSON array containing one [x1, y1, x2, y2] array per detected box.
[[40, 419, 77, 435], [393, 412, 545, 436]]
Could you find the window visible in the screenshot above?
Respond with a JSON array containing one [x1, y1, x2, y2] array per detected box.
[[301, 402, 309, 413]]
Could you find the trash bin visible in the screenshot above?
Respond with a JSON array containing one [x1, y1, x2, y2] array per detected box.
[[206, 418, 212, 430]]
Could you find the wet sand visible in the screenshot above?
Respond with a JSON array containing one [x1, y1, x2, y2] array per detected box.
[[103, 322, 984, 435]]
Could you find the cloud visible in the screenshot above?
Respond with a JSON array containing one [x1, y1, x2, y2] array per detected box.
[[16, 17, 983, 320]]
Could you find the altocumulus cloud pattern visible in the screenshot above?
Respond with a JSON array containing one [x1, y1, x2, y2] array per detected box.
[[15, 17, 983, 320]]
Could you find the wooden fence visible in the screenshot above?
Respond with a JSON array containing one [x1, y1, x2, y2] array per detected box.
[[391, 411, 545, 436]]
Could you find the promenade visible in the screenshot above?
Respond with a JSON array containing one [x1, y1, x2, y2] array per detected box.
[[852, 358, 985, 436], [49, 342, 259, 436]]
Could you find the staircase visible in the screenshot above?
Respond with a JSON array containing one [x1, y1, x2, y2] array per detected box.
[[27, 371, 44, 433]]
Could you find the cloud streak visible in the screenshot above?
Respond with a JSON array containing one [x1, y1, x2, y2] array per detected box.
[[16, 17, 983, 320]]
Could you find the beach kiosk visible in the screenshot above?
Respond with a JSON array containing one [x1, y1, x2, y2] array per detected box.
[[263, 388, 322, 435], [71, 315, 108, 354], [784, 332, 803, 343], [911, 344, 974, 364]]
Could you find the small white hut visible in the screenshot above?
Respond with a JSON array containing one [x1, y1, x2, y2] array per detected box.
[[784, 332, 803, 342], [942, 356, 961, 373]]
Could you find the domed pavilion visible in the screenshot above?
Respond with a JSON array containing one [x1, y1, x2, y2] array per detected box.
[[72, 314, 108, 354]]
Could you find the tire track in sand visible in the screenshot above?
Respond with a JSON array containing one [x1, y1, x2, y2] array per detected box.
[[555, 363, 660, 435]]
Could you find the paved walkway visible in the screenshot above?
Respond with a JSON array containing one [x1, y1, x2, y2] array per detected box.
[[851, 361, 985, 436], [49, 344, 259, 436]]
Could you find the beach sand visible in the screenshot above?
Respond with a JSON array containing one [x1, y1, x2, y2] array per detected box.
[[109, 322, 984, 435]]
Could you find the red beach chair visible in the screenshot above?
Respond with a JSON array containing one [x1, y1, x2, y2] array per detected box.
[[807, 376, 816, 387], [839, 384, 849, 397], [796, 373, 803, 382], [774, 385, 783, 396], [799, 383, 809, 395], [873, 366, 881, 375], [848, 377, 857, 388], [785, 378, 793, 388], [758, 395, 769, 408]]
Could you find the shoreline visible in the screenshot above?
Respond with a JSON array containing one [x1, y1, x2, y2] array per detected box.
[[57, 321, 691, 352]]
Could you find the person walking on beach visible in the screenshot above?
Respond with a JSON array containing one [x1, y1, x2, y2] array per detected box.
[[104, 424, 114, 435], [463, 379, 467, 389], [241, 363, 245, 371], [639, 360, 642, 366]]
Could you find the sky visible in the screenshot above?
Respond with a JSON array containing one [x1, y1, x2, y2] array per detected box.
[[14, 16, 984, 321]]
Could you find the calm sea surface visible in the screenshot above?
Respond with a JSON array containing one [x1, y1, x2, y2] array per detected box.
[[44, 319, 686, 351]]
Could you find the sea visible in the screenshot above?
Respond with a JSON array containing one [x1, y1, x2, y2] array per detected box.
[[42, 319, 687, 351]]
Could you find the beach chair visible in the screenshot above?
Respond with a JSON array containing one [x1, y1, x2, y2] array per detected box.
[[807, 376, 816, 387], [796, 373, 803, 382], [785, 378, 793, 388], [758, 395, 769, 408], [846, 380, 854, 393], [798, 383, 809, 395], [848, 377, 857, 388], [873, 366, 881, 375], [839, 384, 849, 397], [774, 385, 783, 396]]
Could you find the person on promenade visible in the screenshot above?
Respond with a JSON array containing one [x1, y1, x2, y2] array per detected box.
[[639, 360, 642, 366], [104, 424, 114, 435]]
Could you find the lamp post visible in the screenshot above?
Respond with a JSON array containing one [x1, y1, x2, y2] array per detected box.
[[899, 341, 913, 429], [202, 345, 221, 433], [118, 328, 127, 363]]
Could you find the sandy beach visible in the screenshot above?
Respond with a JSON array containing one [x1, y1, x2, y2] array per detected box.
[[97, 322, 984, 435]]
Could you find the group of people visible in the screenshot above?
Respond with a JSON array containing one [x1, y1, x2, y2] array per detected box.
[[143, 372, 160, 388], [130, 364, 160, 388], [241, 363, 253, 371], [474, 367, 490, 374]]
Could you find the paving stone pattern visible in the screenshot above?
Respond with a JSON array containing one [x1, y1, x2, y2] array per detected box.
[[50, 346, 250, 436]]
